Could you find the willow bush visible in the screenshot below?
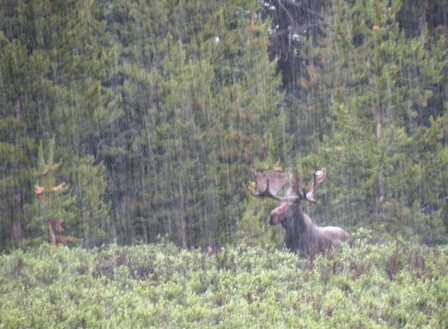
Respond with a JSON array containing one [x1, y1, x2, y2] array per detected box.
[[1, 234, 447, 328]]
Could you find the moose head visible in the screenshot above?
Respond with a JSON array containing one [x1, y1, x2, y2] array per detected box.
[[249, 169, 351, 257]]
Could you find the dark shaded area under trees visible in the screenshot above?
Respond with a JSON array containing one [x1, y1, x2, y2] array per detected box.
[[0, 0, 447, 251]]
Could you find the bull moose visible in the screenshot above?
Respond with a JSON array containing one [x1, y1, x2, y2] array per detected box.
[[249, 169, 351, 257]]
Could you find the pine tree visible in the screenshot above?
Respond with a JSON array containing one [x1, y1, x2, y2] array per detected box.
[[24, 138, 76, 245], [95, 0, 284, 248], [0, 15, 50, 249], [71, 156, 112, 247], [298, 0, 448, 241], [0, 0, 121, 249]]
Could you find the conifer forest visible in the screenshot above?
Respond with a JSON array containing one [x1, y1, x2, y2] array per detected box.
[[2, 1, 448, 328], [1, 0, 448, 250]]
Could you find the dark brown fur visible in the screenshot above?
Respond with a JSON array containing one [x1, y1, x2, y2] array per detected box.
[[250, 169, 351, 257], [270, 200, 350, 256]]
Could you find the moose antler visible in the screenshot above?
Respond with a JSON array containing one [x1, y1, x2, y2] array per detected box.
[[249, 167, 350, 256], [304, 169, 327, 203], [249, 171, 288, 200], [289, 169, 326, 203], [250, 169, 326, 203]]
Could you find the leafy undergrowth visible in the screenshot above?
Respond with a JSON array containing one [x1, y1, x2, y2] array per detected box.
[[1, 233, 447, 328]]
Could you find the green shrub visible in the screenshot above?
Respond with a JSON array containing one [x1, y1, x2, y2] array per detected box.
[[0, 236, 447, 328]]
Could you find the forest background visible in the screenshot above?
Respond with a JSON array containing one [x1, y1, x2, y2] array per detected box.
[[0, 0, 447, 251]]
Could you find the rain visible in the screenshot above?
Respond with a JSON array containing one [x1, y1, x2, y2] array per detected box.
[[0, 0, 447, 250], [1, 0, 448, 327]]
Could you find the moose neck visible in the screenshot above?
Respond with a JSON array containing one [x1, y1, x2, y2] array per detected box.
[[250, 168, 350, 257], [281, 203, 312, 253]]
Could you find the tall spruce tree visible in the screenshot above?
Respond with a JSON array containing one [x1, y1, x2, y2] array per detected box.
[[95, 0, 284, 247], [23, 139, 112, 247], [0, 0, 118, 249], [71, 156, 112, 247], [298, 0, 448, 242], [24, 138, 75, 245], [0, 4, 53, 248]]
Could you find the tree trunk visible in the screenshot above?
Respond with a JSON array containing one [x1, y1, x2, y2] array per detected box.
[[48, 220, 56, 245], [376, 105, 383, 141], [178, 180, 188, 248], [12, 220, 23, 242], [375, 105, 385, 221]]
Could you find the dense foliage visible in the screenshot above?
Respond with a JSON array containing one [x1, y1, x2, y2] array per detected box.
[[0, 0, 447, 250], [1, 236, 448, 328]]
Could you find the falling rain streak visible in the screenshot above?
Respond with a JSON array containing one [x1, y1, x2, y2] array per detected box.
[[0, 0, 447, 251]]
